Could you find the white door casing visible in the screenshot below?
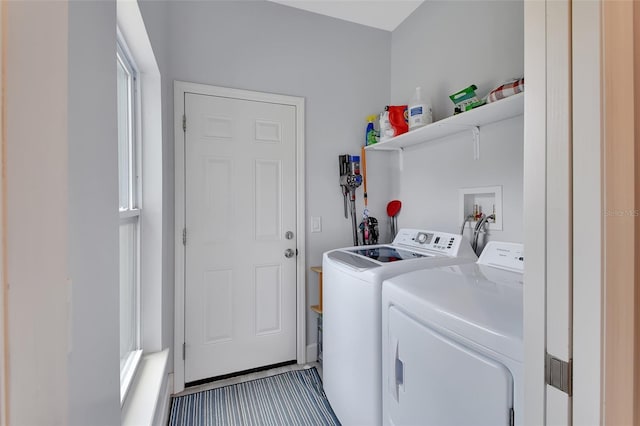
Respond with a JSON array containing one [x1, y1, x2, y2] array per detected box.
[[523, 0, 548, 421], [174, 82, 305, 391], [525, 0, 576, 423], [545, 0, 573, 423]]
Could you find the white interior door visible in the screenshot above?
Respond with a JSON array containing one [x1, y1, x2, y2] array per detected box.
[[183, 92, 298, 383]]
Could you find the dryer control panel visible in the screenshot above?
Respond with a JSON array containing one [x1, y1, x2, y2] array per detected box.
[[478, 241, 524, 272], [393, 228, 465, 256]]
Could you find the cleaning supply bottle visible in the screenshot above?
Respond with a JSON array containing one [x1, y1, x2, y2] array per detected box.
[[365, 115, 378, 146], [408, 86, 433, 130], [379, 107, 391, 142]]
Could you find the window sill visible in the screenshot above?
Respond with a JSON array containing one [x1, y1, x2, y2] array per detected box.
[[120, 349, 142, 406], [121, 349, 171, 426]]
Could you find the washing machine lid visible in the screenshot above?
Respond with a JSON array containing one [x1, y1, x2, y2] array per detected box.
[[383, 262, 523, 362], [326, 245, 431, 272], [345, 245, 430, 262]]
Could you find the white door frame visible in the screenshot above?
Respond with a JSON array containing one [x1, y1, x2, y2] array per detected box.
[[523, 0, 547, 421], [525, 1, 605, 424], [524, 0, 574, 422], [173, 81, 306, 393], [572, 1, 603, 423]]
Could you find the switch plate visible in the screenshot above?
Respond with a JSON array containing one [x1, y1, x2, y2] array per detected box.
[[311, 216, 322, 233]]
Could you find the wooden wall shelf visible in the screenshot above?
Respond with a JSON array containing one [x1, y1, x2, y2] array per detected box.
[[310, 266, 323, 314]]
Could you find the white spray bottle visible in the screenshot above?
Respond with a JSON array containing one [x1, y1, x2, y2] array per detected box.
[[408, 86, 433, 130]]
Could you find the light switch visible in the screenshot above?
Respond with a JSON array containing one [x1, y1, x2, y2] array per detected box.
[[311, 216, 322, 233]]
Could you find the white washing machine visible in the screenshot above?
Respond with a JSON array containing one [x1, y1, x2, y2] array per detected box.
[[381, 241, 524, 426], [322, 229, 478, 426]]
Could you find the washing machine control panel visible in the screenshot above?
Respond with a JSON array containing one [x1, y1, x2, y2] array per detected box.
[[393, 229, 462, 255]]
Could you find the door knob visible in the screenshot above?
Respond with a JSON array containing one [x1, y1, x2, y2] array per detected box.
[[284, 249, 295, 258]]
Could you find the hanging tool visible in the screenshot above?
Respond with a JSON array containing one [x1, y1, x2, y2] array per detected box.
[[361, 146, 368, 212], [339, 155, 349, 218], [359, 146, 378, 245], [386, 200, 402, 239], [338, 154, 363, 246]]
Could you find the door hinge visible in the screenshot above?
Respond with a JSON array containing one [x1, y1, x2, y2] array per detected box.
[[183, 114, 187, 132], [509, 407, 514, 426], [545, 352, 572, 396], [182, 228, 187, 245], [182, 342, 186, 360]]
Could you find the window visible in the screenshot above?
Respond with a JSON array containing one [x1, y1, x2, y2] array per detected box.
[[117, 39, 142, 402]]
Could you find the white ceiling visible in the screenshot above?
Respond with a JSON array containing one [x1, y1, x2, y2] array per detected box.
[[267, 0, 425, 32]]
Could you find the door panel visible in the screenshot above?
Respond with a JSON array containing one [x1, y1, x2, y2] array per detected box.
[[184, 93, 297, 382], [203, 269, 233, 344], [204, 157, 232, 242], [255, 264, 282, 335], [255, 159, 282, 240]]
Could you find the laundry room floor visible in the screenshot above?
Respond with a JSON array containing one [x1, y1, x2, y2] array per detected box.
[[173, 362, 323, 397], [169, 363, 336, 426]]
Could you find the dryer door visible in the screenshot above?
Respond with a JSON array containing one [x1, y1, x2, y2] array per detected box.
[[385, 306, 513, 426]]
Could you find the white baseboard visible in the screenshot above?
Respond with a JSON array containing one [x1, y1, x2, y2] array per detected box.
[[306, 343, 317, 363]]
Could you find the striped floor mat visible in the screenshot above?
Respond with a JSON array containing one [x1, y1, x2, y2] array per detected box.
[[169, 368, 341, 425]]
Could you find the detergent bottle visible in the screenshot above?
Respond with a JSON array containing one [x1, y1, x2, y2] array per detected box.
[[408, 86, 433, 130], [365, 115, 378, 146], [379, 108, 391, 142]]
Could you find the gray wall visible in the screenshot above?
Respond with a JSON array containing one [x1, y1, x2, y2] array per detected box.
[[387, 1, 525, 245], [139, 0, 391, 357], [391, 1, 524, 120], [68, 1, 121, 424]]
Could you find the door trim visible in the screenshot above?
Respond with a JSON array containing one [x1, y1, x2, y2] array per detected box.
[[572, 0, 603, 424], [173, 81, 306, 393], [523, 0, 547, 422]]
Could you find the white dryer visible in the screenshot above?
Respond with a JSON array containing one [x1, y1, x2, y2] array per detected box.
[[322, 229, 478, 426], [382, 241, 524, 426]]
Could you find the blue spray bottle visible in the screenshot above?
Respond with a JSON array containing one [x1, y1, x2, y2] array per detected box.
[[365, 115, 378, 146]]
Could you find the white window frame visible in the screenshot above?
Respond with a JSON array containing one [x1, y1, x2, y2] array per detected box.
[[117, 33, 143, 405]]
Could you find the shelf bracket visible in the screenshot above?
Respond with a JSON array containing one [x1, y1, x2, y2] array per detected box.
[[398, 148, 404, 172], [472, 126, 480, 160]]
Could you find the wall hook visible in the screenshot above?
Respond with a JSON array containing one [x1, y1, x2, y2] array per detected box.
[[472, 126, 480, 160]]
